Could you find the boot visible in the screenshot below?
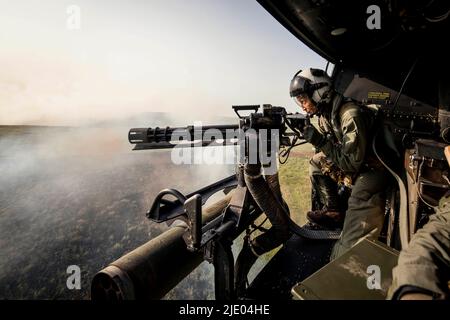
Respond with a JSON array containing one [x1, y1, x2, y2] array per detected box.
[[234, 239, 258, 298], [307, 207, 345, 229], [309, 175, 344, 229]]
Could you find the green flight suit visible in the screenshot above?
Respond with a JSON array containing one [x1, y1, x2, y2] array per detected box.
[[389, 194, 450, 299], [310, 96, 389, 259]]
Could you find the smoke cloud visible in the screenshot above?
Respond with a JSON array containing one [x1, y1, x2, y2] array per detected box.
[[0, 115, 234, 299]]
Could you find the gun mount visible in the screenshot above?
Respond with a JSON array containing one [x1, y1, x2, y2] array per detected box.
[[91, 104, 342, 300]]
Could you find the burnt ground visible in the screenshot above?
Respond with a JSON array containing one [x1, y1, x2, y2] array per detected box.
[[0, 125, 234, 299]]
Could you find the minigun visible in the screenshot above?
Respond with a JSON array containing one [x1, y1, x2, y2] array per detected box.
[[91, 104, 338, 301], [128, 104, 309, 160]]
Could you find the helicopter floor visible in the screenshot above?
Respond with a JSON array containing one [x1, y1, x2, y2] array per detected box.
[[245, 234, 336, 300]]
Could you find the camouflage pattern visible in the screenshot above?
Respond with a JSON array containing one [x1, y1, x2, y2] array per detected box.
[[318, 156, 353, 187], [389, 194, 450, 300]]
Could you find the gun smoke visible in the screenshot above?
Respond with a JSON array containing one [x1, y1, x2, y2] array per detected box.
[[0, 113, 234, 299]]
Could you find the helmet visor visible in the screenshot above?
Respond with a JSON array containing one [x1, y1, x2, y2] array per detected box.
[[289, 76, 312, 97]]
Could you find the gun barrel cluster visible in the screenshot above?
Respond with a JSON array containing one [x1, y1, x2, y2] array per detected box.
[[128, 125, 240, 150]]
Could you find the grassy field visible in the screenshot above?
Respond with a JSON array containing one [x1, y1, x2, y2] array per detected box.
[[241, 143, 314, 281], [279, 143, 314, 226]]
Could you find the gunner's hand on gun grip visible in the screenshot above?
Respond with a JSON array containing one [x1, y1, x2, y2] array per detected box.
[[303, 125, 326, 148], [305, 116, 310, 127]]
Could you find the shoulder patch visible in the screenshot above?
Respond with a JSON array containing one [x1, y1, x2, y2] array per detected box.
[[339, 102, 360, 119]]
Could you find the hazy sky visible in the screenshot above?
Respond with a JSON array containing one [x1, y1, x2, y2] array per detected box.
[[0, 0, 326, 125]]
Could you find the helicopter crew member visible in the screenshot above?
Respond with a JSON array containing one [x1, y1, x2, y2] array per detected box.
[[389, 193, 450, 300], [389, 146, 450, 300], [289, 68, 389, 259]]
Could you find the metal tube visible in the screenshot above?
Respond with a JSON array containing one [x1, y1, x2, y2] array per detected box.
[[91, 193, 232, 300]]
